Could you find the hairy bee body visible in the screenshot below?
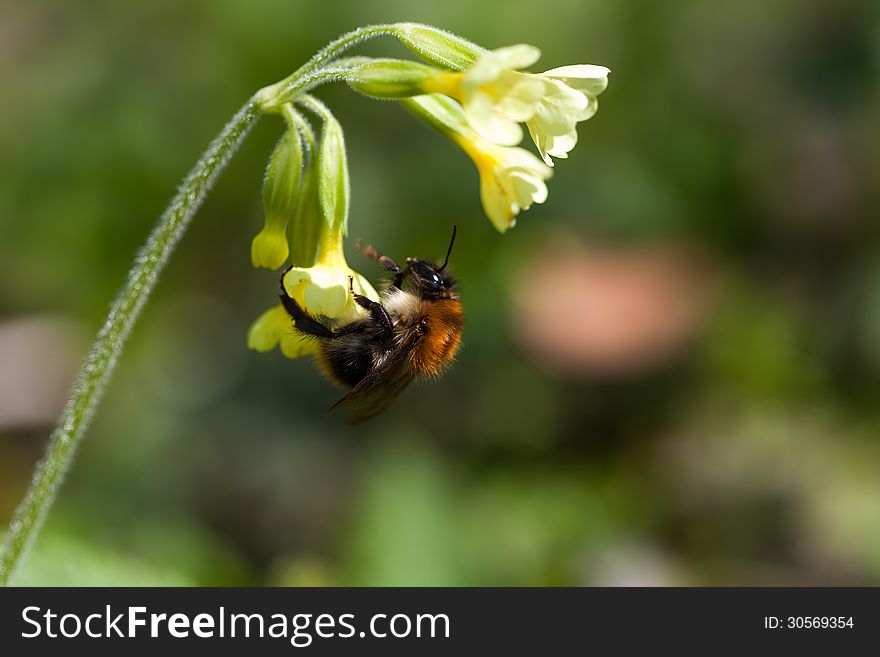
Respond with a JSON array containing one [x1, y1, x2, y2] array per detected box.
[[317, 288, 463, 388], [279, 228, 462, 423]]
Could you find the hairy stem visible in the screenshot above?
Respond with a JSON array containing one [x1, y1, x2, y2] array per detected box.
[[256, 25, 400, 108], [0, 99, 260, 586]]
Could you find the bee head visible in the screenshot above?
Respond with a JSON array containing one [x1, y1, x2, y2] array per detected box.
[[405, 225, 458, 296], [384, 226, 456, 298], [406, 258, 454, 295]]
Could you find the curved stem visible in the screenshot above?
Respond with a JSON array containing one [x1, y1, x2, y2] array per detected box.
[[256, 25, 400, 108], [257, 58, 374, 111], [0, 99, 260, 586]]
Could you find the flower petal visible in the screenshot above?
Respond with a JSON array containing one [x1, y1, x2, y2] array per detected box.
[[527, 120, 553, 166], [545, 129, 578, 159], [542, 64, 610, 96], [496, 77, 547, 121], [279, 331, 319, 359], [467, 90, 524, 145], [473, 140, 552, 231], [509, 170, 549, 209], [302, 278, 349, 317], [247, 305, 286, 352], [491, 44, 542, 70], [284, 265, 347, 318], [480, 170, 516, 232], [502, 143, 554, 175], [533, 81, 588, 136], [525, 75, 602, 164], [574, 94, 599, 122], [466, 52, 506, 86], [247, 304, 318, 359]]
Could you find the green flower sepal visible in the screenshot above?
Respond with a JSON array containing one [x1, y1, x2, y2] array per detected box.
[[345, 59, 440, 99]]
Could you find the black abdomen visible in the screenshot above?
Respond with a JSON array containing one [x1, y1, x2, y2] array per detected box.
[[321, 342, 375, 388]]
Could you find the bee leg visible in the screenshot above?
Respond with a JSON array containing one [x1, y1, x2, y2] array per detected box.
[[349, 277, 394, 340], [356, 239, 401, 273], [357, 298, 394, 340], [356, 239, 411, 288], [278, 290, 335, 339], [391, 268, 412, 290]]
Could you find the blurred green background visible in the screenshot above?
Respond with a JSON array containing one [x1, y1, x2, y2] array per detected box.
[[2, 0, 880, 586]]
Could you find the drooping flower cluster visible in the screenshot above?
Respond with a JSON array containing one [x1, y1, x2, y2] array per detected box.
[[248, 24, 609, 361]]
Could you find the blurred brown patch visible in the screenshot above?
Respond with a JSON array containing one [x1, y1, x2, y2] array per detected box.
[[0, 316, 84, 430], [512, 238, 715, 378]]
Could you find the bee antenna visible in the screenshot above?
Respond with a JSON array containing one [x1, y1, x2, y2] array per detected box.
[[438, 225, 457, 272]]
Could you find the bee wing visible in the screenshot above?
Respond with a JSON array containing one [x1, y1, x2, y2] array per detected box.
[[328, 333, 418, 424]]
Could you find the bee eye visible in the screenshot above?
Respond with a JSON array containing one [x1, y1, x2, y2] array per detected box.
[[410, 261, 445, 290]]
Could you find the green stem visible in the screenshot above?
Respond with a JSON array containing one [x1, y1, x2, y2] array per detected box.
[[256, 25, 400, 107], [0, 99, 260, 586], [257, 58, 374, 111]]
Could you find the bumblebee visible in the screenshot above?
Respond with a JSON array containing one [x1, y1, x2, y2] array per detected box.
[[279, 227, 463, 423]]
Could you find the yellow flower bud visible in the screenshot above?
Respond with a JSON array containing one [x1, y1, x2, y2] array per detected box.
[[251, 122, 303, 269]]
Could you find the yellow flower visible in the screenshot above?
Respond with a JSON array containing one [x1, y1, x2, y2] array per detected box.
[[428, 45, 544, 146], [404, 93, 551, 232], [283, 260, 376, 318], [247, 260, 377, 359], [526, 64, 609, 165], [455, 132, 552, 232], [248, 304, 314, 358], [427, 45, 609, 165]]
